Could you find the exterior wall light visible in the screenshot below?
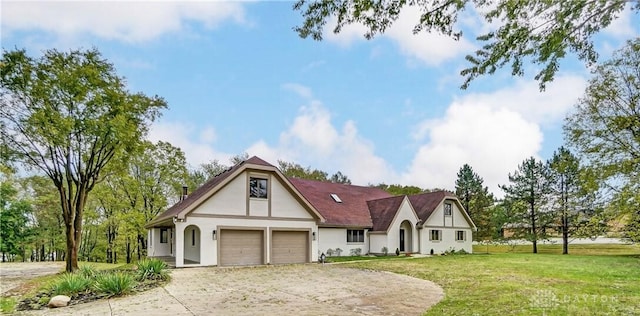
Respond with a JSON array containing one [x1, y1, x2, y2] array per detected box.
[[212, 229, 217, 240], [312, 232, 316, 241]]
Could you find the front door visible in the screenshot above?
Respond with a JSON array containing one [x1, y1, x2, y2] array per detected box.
[[399, 229, 405, 252]]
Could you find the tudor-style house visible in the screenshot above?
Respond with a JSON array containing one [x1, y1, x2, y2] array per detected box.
[[145, 156, 475, 267]]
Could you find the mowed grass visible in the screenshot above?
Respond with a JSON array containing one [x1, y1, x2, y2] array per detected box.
[[473, 243, 640, 255], [345, 244, 640, 316]]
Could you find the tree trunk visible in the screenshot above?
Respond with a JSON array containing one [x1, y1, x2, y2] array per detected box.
[[126, 238, 131, 264], [530, 200, 537, 254], [562, 220, 569, 255], [562, 176, 569, 255], [65, 223, 78, 272]]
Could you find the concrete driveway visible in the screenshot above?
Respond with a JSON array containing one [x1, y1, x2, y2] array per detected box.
[[17, 264, 443, 316]]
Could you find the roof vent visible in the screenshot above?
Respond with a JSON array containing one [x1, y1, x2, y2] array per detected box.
[[330, 193, 342, 203]]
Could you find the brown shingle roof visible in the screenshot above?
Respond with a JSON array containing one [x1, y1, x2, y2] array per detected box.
[[289, 178, 392, 227], [367, 196, 405, 231], [408, 191, 456, 224], [146, 155, 463, 230], [146, 156, 275, 227]]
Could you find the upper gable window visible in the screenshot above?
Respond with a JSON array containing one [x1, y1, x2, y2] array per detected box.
[[249, 177, 268, 199], [444, 202, 452, 216]]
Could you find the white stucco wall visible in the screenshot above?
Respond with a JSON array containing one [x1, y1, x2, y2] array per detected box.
[[385, 198, 419, 253], [368, 233, 388, 254], [175, 216, 318, 267], [420, 198, 474, 254], [183, 225, 201, 262], [318, 227, 369, 256], [271, 179, 314, 219], [148, 227, 173, 257], [420, 228, 473, 254], [193, 174, 247, 216], [169, 170, 322, 267]]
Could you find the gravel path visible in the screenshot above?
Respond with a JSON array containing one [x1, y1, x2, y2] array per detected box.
[[10, 264, 444, 316]]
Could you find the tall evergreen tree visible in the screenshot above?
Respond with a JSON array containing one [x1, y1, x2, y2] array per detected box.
[[501, 157, 550, 253], [455, 164, 495, 241], [547, 147, 589, 254]]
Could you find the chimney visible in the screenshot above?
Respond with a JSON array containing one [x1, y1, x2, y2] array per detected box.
[[181, 186, 188, 201]]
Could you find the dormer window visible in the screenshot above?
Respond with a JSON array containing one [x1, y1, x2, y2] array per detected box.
[[444, 202, 452, 216], [330, 193, 342, 203], [249, 177, 268, 199]]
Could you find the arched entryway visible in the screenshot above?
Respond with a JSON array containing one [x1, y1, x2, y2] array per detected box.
[[399, 220, 413, 253], [183, 225, 201, 264]]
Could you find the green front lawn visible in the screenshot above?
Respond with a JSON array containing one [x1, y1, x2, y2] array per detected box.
[[473, 243, 640, 255], [345, 245, 640, 315]]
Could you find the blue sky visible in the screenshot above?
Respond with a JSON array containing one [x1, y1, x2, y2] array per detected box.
[[2, 1, 638, 197]]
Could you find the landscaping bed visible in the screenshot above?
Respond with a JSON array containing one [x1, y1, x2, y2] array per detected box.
[[3, 259, 170, 313]]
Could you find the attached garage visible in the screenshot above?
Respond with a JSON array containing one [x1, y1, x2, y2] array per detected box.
[[219, 229, 264, 266], [271, 230, 309, 264]]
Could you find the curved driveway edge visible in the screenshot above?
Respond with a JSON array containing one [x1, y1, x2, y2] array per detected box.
[[17, 264, 444, 316]]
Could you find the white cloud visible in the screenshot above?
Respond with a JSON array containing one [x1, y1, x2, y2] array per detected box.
[[1, 1, 246, 43], [148, 121, 230, 168], [199, 126, 217, 143], [282, 83, 313, 99], [602, 4, 638, 39], [405, 74, 586, 197], [384, 7, 475, 66], [323, 18, 371, 47], [456, 75, 587, 125], [405, 103, 543, 196], [246, 99, 394, 185], [324, 5, 474, 66]]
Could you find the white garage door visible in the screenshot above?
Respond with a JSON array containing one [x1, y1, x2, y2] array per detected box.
[[220, 230, 263, 266], [271, 231, 308, 264]]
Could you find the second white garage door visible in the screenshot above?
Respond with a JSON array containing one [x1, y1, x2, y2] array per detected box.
[[219, 230, 264, 266], [271, 231, 309, 264]]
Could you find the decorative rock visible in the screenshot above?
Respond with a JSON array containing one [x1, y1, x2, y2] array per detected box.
[[48, 295, 71, 308]]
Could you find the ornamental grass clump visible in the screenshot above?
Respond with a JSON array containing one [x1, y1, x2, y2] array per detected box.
[[51, 273, 92, 296], [78, 265, 98, 279], [94, 273, 135, 296], [136, 258, 169, 281]]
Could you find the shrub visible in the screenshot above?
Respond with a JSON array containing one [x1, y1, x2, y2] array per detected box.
[[136, 258, 169, 281], [79, 265, 98, 279], [381, 247, 389, 256], [51, 273, 92, 296], [94, 272, 135, 296], [349, 248, 362, 256], [334, 248, 343, 256], [326, 248, 334, 256], [456, 249, 469, 255]]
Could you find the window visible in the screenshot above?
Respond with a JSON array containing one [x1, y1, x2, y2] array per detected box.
[[429, 230, 441, 241], [160, 228, 168, 243], [191, 229, 196, 246], [249, 177, 268, 199], [444, 203, 452, 216], [347, 229, 365, 243], [330, 193, 342, 203], [456, 230, 466, 241]]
